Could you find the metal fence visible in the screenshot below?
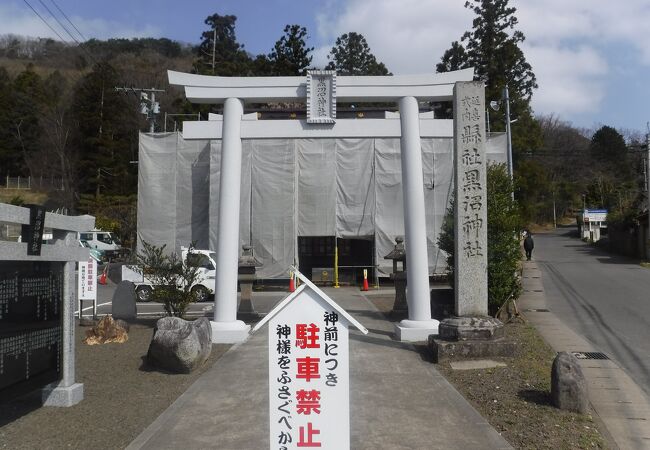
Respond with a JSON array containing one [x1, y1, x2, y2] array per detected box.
[[3, 176, 64, 191]]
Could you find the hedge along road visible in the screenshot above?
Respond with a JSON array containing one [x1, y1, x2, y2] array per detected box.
[[533, 226, 650, 398]]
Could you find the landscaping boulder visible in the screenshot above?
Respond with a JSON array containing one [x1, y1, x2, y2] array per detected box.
[[147, 317, 212, 373], [551, 352, 588, 414], [83, 315, 129, 345], [112, 280, 137, 321]]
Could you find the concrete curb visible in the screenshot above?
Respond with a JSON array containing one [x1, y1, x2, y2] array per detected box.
[[519, 260, 650, 449]]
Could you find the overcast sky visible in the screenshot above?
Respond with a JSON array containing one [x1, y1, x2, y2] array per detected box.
[[2, 0, 649, 134]]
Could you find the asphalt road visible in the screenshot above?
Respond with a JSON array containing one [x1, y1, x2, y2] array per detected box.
[[533, 226, 650, 397], [75, 280, 288, 319]]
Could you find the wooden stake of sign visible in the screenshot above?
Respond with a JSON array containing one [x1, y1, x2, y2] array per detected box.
[[252, 268, 367, 450]]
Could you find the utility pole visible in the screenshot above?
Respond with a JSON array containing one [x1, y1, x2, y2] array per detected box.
[[646, 122, 650, 259], [552, 191, 557, 229], [212, 28, 217, 74], [503, 85, 513, 182], [115, 87, 165, 133]]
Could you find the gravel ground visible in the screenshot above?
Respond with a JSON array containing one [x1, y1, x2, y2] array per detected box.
[[368, 294, 609, 450], [0, 319, 230, 450]]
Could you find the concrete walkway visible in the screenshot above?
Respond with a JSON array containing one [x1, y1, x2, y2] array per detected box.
[[519, 261, 650, 449], [128, 287, 511, 450]]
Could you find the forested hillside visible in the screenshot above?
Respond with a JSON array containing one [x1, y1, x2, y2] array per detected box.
[[0, 9, 646, 247]]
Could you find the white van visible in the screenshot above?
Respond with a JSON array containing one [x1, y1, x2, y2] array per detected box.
[[124, 246, 216, 302], [78, 229, 122, 260]]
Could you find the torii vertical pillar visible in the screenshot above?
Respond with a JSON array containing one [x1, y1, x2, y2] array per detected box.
[[394, 96, 440, 341], [211, 97, 250, 343]]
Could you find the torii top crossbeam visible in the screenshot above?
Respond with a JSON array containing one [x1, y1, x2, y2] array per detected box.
[[168, 68, 474, 103]]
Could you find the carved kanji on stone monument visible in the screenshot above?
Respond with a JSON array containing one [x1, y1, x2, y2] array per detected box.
[[453, 82, 488, 317]]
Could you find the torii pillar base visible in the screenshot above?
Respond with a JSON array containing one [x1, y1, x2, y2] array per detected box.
[[210, 320, 250, 344], [394, 319, 439, 342]]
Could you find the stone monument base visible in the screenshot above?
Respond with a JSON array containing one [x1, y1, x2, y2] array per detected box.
[[394, 319, 439, 342], [428, 316, 515, 362], [42, 382, 84, 407], [210, 320, 251, 344]]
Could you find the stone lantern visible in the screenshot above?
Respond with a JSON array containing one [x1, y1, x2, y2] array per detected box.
[[384, 236, 407, 315], [238, 245, 263, 315]]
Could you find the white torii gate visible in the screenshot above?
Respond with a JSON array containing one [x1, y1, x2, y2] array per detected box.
[[168, 68, 474, 343]]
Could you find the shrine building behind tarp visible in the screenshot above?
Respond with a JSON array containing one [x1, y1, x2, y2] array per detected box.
[[137, 130, 506, 280]]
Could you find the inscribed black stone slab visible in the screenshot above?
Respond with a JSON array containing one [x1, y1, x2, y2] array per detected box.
[[0, 261, 62, 395]]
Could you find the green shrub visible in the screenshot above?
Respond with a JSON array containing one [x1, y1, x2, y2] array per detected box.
[[9, 196, 25, 206], [136, 241, 203, 317], [437, 163, 523, 314]]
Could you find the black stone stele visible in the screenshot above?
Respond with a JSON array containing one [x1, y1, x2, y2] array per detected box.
[[0, 262, 63, 396]]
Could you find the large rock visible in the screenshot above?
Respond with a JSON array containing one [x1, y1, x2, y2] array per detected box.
[[551, 352, 588, 414], [112, 280, 137, 321], [147, 317, 212, 373]]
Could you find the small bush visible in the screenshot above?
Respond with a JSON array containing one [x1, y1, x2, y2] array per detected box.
[[136, 241, 203, 317], [9, 196, 25, 206]]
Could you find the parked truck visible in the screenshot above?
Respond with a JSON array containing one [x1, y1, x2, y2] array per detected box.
[[123, 246, 216, 302]]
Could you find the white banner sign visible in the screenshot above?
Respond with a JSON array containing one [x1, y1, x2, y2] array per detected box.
[[78, 258, 97, 301], [268, 287, 350, 449]]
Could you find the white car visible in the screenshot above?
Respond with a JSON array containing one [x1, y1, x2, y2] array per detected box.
[[126, 247, 216, 303]]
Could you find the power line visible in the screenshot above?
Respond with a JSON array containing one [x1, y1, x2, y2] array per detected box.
[[22, 0, 68, 43], [37, 0, 79, 45], [34, 0, 100, 68], [49, 0, 87, 42]]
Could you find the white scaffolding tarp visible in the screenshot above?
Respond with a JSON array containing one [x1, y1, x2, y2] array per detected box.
[[138, 132, 507, 279]]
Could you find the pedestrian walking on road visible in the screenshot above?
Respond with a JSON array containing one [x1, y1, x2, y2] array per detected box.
[[524, 231, 534, 261]]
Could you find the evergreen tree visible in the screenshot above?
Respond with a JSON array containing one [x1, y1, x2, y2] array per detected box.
[[194, 13, 252, 76], [325, 32, 390, 75], [436, 41, 469, 73], [268, 25, 313, 76], [0, 67, 18, 174], [249, 54, 274, 76], [436, 0, 541, 153], [590, 125, 628, 166], [71, 62, 137, 196], [587, 126, 634, 210], [437, 164, 523, 313], [10, 64, 45, 176]]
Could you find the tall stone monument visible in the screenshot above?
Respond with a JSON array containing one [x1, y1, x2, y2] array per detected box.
[[429, 81, 512, 361], [454, 81, 488, 316]]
